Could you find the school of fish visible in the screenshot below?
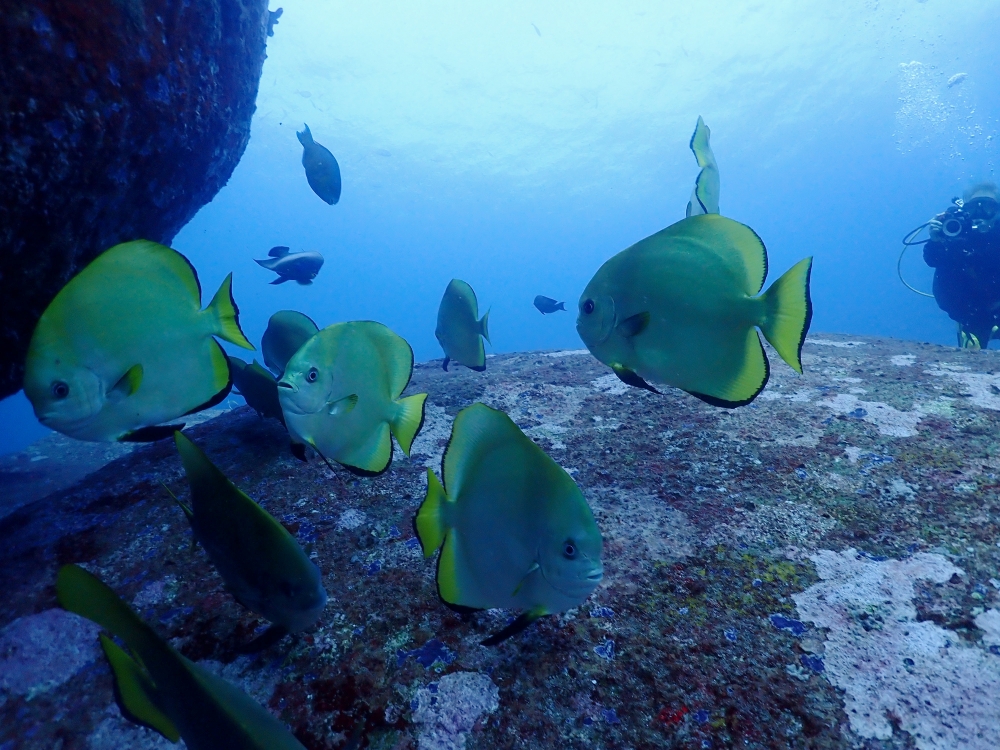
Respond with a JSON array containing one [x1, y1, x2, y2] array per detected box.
[[31, 119, 813, 746]]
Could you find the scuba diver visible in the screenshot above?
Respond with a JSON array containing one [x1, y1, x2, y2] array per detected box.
[[901, 182, 1000, 349]]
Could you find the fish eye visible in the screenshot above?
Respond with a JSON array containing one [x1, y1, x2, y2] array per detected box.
[[306, 367, 319, 383], [582, 300, 595, 315], [562, 540, 577, 559], [51, 381, 70, 399]]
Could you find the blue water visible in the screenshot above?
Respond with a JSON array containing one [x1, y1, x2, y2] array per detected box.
[[2, 0, 998, 454]]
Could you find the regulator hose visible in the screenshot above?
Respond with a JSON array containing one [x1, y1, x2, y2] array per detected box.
[[898, 222, 935, 298]]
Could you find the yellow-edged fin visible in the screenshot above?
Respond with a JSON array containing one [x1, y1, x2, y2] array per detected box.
[[686, 328, 769, 408], [669, 214, 767, 295], [686, 116, 720, 216], [207, 273, 254, 350], [337, 422, 392, 475], [758, 257, 813, 374], [416, 468, 448, 556], [390, 393, 427, 456], [125, 240, 203, 302], [437, 530, 463, 605], [365, 322, 416, 398], [99, 634, 180, 742], [57, 564, 147, 643]]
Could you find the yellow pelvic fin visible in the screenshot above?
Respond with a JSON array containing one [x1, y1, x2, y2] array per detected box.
[[207, 273, 254, 350], [99, 634, 180, 742], [758, 257, 813, 374], [416, 468, 448, 557], [390, 393, 427, 456]]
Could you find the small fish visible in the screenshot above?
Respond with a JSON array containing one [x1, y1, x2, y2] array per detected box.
[[255, 246, 325, 285], [533, 295, 566, 314], [436, 279, 490, 371], [261, 310, 320, 377], [297, 124, 341, 205], [278, 321, 427, 475], [947, 72, 967, 88], [229, 358, 284, 424], [685, 116, 720, 217], [415, 403, 603, 645], [23, 240, 253, 442], [577, 213, 812, 406], [172, 432, 326, 649], [56, 564, 308, 749]]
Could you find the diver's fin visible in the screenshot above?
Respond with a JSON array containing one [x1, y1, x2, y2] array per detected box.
[[236, 624, 289, 653], [208, 273, 254, 350], [268, 246, 291, 258], [120, 424, 185, 442], [270, 276, 292, 285], [389, 393, 427, 456], [327, 394, 358, 416], [610, 364, 660, 394], [758, 257, 813, 374], [511, 563, 540, 597], [481, 607, 548, 647], [160, 480, 193, 520], [416, 468, 448, 556], [99, 634, 180, 742], [290, 441, 307, 462], [442, 357, 450, 372], [616, 311, 650, 339], [109, 364, 143, 400], [479, 309, 491, 344]]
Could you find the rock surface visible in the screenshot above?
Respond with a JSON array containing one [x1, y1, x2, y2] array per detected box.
[[0, 0, 271, 399], [2, 334, 1000, 749]]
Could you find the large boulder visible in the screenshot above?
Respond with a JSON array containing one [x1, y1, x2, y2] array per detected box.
[[0, 0, 272, 400]]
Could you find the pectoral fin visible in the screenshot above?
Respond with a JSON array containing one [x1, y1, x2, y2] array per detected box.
[[481, 606, 548, 646], [511, 563, 540, 597], [99, 634, 180, 742], [109, 364, 143, 401], [327, 394, 359, 416], [610, 364, 660, 394], [616, 312, 650, 338]]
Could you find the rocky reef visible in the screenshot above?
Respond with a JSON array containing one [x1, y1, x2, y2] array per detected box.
[[0, 0, 272, 400], [3, 334, 1000, 749]]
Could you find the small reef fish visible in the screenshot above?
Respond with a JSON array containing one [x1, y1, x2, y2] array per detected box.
[[56, 564, 308, 749], [262, 310, 319, 377], [171, 432, 326, 650], [416, 403, 603, 645], [255, 246, 325, 285], [947, 72, 967, 88], [229, 357, 284, 424], [278, 321, 427, 475], [685, 116, 720, 217], [436, 279, 490, 371], [577, 213, 812, 406], [533, 295, 566, 314], [23, 240, 253, 442], [297, 124, 341, 205]]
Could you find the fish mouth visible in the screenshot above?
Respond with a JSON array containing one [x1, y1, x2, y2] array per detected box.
[[587, 567, 604, 583], [277, 381, 296, 392]]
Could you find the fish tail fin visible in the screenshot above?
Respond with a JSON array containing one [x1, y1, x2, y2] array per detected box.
[[207, 273, 254, 350], [296, 124, 314, 146], [479, 309, 491, 344], [99, 634, 181, 742], [416, 468, 448, 556], [556, 301, 566, 311], [57, 565, 152, 657], [758, 257, 813, 374], [390, 393, 427, 456]]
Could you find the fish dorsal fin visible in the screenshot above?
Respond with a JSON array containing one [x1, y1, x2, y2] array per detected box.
[[441, 403, 522, 498], [358, 321, 415, 397], [616, 312, 649, 339], [99, 634, 181, 742], [161, 480, 193, 519], [327, 393, 358, 416], [610, 363, 660, 394], [268, 246, 291, 258], [511, 562, 540, 597], [664, 214, 767, 296], [108, 363, 143, 402], [685, 116, 720, 216]]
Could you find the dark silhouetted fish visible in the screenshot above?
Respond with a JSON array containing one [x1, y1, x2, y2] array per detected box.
[[229, 357, 284, 424], [533, 295, 566, 314], [255, 246, 324, 285], [297, 124, 341, 205], [262, 310, 319, 376]]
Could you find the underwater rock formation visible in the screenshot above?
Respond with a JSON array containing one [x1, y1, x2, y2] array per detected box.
[[0, 0, 272, 400], [3, 335, 1000, 748]]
